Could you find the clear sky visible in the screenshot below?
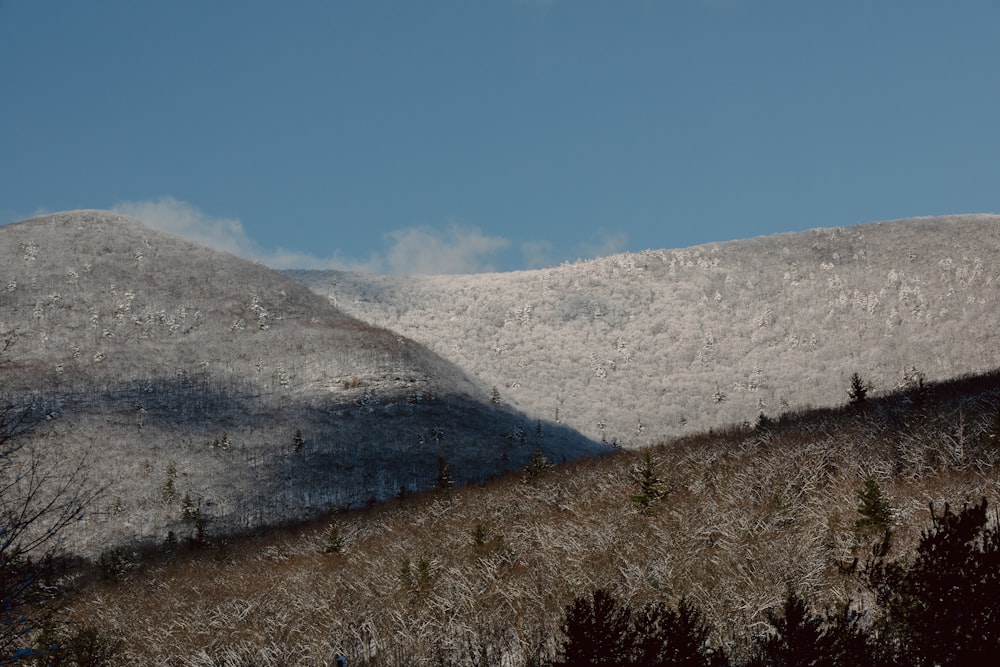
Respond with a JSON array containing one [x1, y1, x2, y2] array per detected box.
[[2, 1, 999, 273]]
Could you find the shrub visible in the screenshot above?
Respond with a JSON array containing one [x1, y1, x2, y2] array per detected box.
[[31, 625, 119, 667], [324, 524, 345, 554]]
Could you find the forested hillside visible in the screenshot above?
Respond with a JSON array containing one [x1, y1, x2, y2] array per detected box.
[[293, 214, 1000, 446], [58, 370, 1000, 666], [0, 211, 604, 554]]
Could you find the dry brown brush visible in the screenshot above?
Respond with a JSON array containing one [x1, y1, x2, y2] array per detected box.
[[62, 373, 1000, 665]]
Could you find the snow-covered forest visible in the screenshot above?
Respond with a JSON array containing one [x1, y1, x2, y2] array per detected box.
[[0, 211, 603, 554], [5, 210, 1000, 665], [292, 214, 1000, 446]]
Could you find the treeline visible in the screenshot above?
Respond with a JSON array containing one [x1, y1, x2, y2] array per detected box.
[[548, 498, 1000, 667]]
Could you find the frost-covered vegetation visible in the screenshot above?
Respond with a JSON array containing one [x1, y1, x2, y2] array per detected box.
[[6, 210, 1000, 665], [56, 370, 1000, 665], [0, 211, 604, 553], [292, 214, 1000, 446]]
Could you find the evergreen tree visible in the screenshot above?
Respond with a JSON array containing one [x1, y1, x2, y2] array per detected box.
[[552, 590, 723, 667], [631, 451, 668, 514], [553, 589, 633, 666], [180, 492, 196, 521], [160, 462, 178, 506], [867, 499, 1000, 666], [748, 591, 836, 667], [847, 373, 869, 411], [189, 506, 209, 548], [435, 456, 454, 490], [523, 449, 553, 480], [633, 597, 721, 667], [854, 475, 893, 537]]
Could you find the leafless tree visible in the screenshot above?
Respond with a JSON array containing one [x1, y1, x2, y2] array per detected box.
[[1, 357, 100, 662]]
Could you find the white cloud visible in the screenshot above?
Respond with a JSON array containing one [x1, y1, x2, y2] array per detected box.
[[383, 224, 511, 275], [111, 197, 511, 274], [113, 197, 259, 258], [112, 197, 375, 271]]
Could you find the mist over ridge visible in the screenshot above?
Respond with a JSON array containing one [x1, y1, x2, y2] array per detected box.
[[291, 214, 1000, 446]]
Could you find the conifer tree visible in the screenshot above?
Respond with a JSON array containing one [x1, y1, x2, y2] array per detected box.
[[867, 499, 1000, 666], [435, 456, 454, 490], [631, 451, 668, 514], [160, 462, 178, 506], [553, 590, 722, 667], [633, 597, 719, 667], [848, 373, 869, 411], [553, 589, 632, 666], [523, 449, 553, 480], [747, 591, 837, 667], [854, 475, 893, 537]]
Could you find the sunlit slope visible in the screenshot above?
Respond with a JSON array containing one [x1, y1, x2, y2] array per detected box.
[[0, 211, 604, 553], [292, 215, 1000, 446]]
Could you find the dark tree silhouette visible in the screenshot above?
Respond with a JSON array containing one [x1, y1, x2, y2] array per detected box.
[[847, 373, 869, 411], [552, 589, 724, 667], [435, 455, 454, 490], [632, 597, 722, 667], [867, 498, 1000, 666], [553, 589, 632, 666], [748, 591, 836, 667]]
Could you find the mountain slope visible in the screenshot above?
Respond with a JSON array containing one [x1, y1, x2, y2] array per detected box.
[[64, 370, 1000, 665], [0, 211, 604, 553], [291, 214, 1000, 446]]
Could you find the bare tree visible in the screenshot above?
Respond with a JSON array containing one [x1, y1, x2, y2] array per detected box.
[[1, 349, 100, 662]]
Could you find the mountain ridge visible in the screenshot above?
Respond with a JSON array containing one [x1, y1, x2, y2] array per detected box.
[[0, 210, 605, 553], [291, 214, 1000, 445]]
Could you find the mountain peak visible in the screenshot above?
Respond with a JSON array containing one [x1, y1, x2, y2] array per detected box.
[[1, 209, 604, 554]]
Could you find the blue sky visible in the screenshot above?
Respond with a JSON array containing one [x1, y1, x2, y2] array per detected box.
[[2, 1, 999, 273]]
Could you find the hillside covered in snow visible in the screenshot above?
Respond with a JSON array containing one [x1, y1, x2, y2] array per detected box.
[[292, 215, 1000, 446], [0, 211, 604, 553]]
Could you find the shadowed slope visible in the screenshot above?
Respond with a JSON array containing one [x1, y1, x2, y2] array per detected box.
[[0, 211, 606, 553]]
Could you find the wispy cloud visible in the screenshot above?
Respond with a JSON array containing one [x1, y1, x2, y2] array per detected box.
[[383, 224, 510, 274], [114, 197, 256, 257], [112, 197, 364, 270], [112, 197, 512, 274]]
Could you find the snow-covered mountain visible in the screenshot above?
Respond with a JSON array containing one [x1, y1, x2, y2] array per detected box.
[[0, 211, 604, 553], [291, 215, 1000, 446]]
